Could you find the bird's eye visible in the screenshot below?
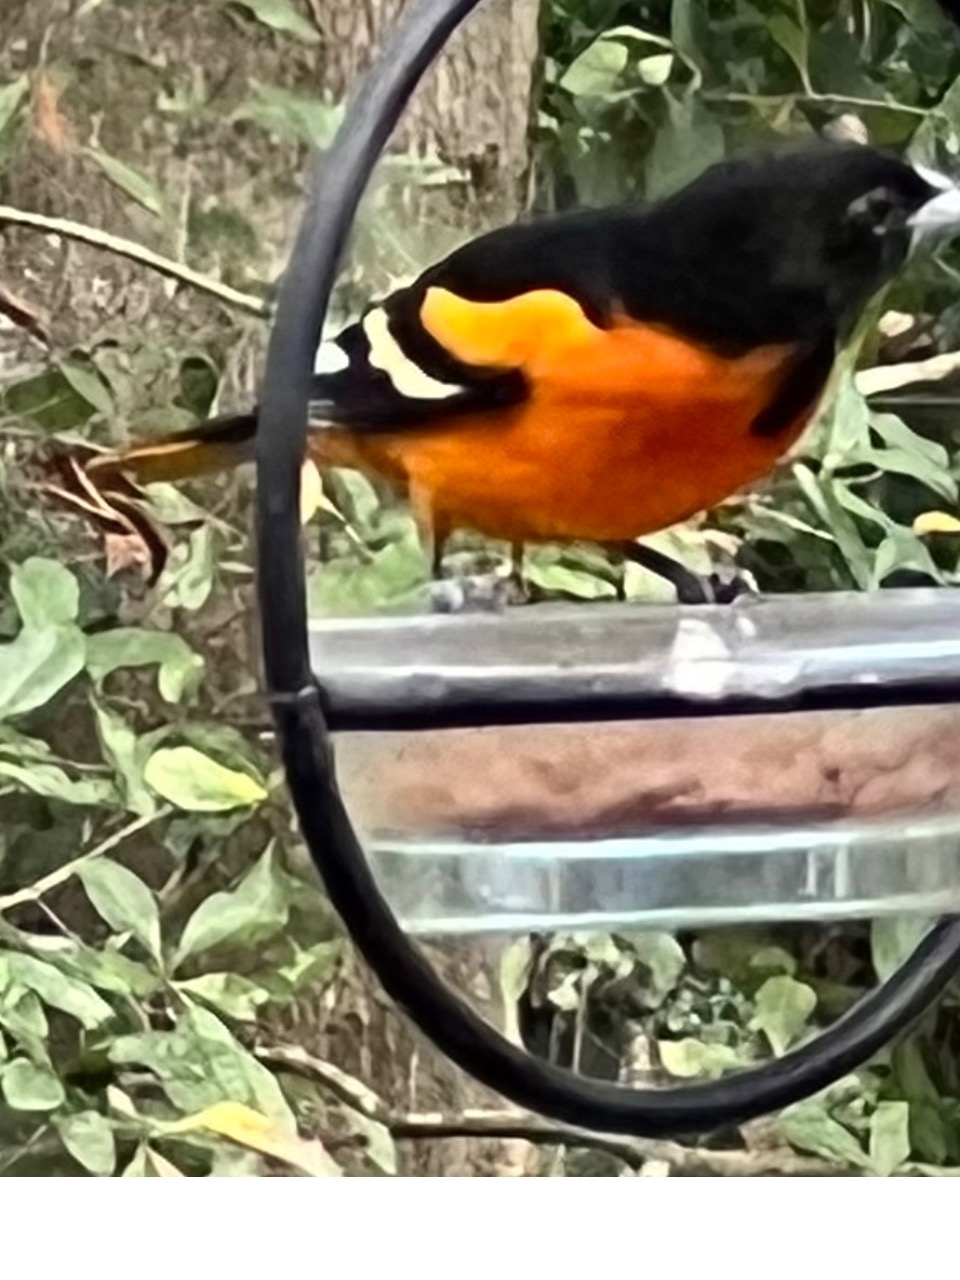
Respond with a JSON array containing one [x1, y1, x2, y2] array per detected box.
[[847, 187, 899, 234]]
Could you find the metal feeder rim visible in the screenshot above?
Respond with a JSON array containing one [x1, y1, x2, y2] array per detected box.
[[252, 0, 960, 1137]]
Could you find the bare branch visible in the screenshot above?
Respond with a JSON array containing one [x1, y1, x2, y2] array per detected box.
[[257, 1042, 855, 1177], [0, 279, 50, 345], [856, 350, 960, 398], [0, 204, 270, 318], [257, 1044, 388, 1121], [0, 808, 169, 913]]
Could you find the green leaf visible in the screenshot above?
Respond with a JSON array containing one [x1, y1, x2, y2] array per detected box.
[[645, 93, 723, 200], [84, 628, 203, 702], [0, 75, 29, 143], [0, 625, 85, 720], [120, 1145, 149, 1177], [863, 445, 957, 503], [347, 1109, 398, 1176], [524, 560, 617, 601], [159, 526, 215, 611], [57, 359, 114, 418], [174, 845, 290, 967], [109, 1006, 293, 1121], [0, 724, 57, 762], [869, 1101, 911, 1177], [779, 1101, 869, 1168], [10, 558, 79, 629], [638, 54, 674, 86], [870, 411, 951, 472], [84, 146, 165, 217], [833, 480, 897, 533], [794, 466, 872, 588], [878, 0, 953, 34], [0, 987, 49, 1062], [3, 952, 113, 1029], [253, 939, 342, 1001], [175, 973, 271, 1021], [1, 1058, 65, 1110], [4, 367, 98, 432], [91, 700, 155, 816], [629, 933, 686, 1009], [560, 38, 628, 97], [748, 946, 797, 978], [77, 860, 162, 963], [228, 0, 321, 44], [327, 468, 381, 531], [140, 484, 209, 526], [751, 975, 817, 1056], [144, 745, 267, 812], [816, 372, 871, 460], [306, 527, 426, 617], [48, 944, 159, 1000], [232, 83, 343, 147], [871, 917, 932, 982], [892, 1038, 940, 1109], [871, 530, 942, 589], [910, 1102, 948, 1166], [0, 758, 113, 807], [658, 1038, 740, 1080], [176, 354, 220, 419], [764, 9, 810, 91], [55, 1110, 117, 1176]]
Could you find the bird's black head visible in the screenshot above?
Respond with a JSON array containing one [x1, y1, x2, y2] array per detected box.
[[645, 143, 960, 348]]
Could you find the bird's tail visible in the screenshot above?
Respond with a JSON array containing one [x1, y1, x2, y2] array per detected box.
[[83, 409, 260, 488], [43, 410, 261, 582]]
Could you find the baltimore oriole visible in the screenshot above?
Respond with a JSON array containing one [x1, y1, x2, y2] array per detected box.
[[50, 142, 960, 606]]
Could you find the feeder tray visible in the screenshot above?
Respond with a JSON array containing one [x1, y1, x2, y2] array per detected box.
[[253, 0, 960, 1137]]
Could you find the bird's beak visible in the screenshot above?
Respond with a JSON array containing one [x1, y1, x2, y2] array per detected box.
[[909, 165, 960, 236]]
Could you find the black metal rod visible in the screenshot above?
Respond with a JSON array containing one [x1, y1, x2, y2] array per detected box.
[[254, 0, 960, 1135], [317, 676, 960, 734]]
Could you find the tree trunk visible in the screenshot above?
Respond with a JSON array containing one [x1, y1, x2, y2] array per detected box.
[[317, 0, 540, 222]]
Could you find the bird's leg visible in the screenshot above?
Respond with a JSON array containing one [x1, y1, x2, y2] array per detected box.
[[615, 540, 756, 606], [502, 540, 529, 604], [420, 502, 522, 614]]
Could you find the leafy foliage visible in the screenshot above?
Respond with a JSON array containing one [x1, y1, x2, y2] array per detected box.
[[2, 0, 960, 1176]]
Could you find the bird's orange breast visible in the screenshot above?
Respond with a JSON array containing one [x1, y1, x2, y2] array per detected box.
[[314, 288, 825, 544]]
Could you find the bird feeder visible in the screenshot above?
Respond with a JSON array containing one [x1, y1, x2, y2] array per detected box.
[[254, 0, 960, 1137]]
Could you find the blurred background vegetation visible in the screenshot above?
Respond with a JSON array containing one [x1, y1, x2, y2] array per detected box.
[[3, 0, 960, 1175]]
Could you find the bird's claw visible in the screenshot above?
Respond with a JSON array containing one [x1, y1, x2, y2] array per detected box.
[[675, 568, 759, 606], [428, 570, 528, 614]]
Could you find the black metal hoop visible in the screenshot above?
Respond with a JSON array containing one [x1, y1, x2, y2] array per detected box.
[[254, 0, 960, 1136]]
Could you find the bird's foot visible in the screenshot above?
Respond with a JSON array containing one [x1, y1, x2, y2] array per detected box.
[[428, 568, 529, 614], [617, 540, 758, 606], [676, 567, 759, 606]]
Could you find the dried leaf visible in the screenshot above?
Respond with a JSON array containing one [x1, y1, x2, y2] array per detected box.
[[913, 510, 960, 535], [84, 146, 165, 217], [104, 531, 151, 579], [32, 71, 70, 153], [159, 1100, 341, 1176]]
